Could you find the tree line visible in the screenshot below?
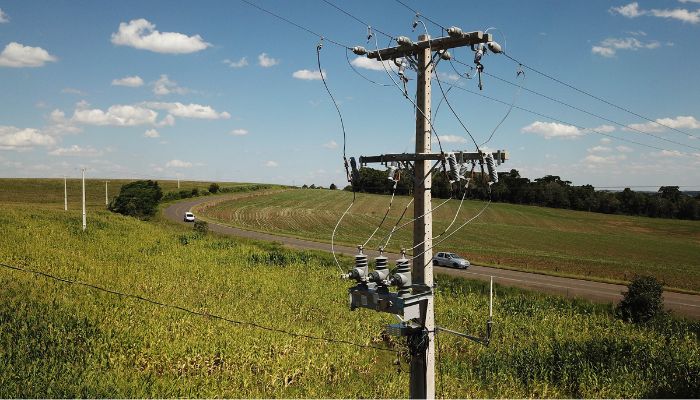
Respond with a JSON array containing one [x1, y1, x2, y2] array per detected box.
[[343, 167, 700, 220]]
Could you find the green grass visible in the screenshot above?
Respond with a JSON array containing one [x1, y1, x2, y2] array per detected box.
[[197, 189, 700, 292], [0, 204, 698, 397]]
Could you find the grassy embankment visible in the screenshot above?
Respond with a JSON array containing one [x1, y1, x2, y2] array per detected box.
[[196, 189, 700, 293], [0, 182, 697, 397]]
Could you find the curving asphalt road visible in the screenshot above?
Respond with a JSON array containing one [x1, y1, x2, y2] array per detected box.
[[165, 195, 700, 319]]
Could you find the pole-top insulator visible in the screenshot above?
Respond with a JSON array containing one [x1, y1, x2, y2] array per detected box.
[[357, 244, 364, 254], [439, 50, 452, 60], [396, 36, 413, 47], [352, 46, 368, 56], [487, 41, 503, 54], [447, 26, 463, 38]]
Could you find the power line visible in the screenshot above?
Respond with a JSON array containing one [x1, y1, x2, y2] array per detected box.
[[390, 0, 447, 31], [319, 0, 394, 40], [0, 261, 395, 354], [237, 0, 350, 48], [501, 52, 700, 141]]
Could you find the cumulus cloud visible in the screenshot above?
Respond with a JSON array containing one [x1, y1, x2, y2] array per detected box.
[[293, 69, 325, 80], [594, 125, 616, 133], [0, 42, 57, 67], [583, 154, 627, 164], [223, 57, 248, 68], [152, 74, 188, 96], [157, 114, 175, 127], [49, 145, 103, 157], [616, 145, 634, 152], [592, 37, 662, 57], [111, 19, 211, 54], [258, 53, 278, 67], [350, 56, 395, 72], [265, 160, 279, 167], [521, 121, 584, 139], [166, 159, 192, 168], [651, 149, 684, 158], [440, 135, 468, 143], [322, 140, 338, 149], [610, 2, 700, 23], [626, 115, 700, 133], [112, 75, 144, 87], [145, 102, 230, 119], [71, 104, 158, 126], [0, 126, 56, 150], [62, 87, 85, 95], [588, 146, 612, 153], [0, 8, 9, 23], [230, 129, 248, 136], [600, 138, 612, 144], [144, 129, 160, 138]]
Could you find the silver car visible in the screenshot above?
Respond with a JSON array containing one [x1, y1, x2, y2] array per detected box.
[[432, 252, 470, 269]]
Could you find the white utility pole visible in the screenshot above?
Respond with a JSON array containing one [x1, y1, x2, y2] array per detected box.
[[105, 181, 109, 206], [177, 178, 180, 189], [64, 176, 68, 211], [81, 168, 86, 231]]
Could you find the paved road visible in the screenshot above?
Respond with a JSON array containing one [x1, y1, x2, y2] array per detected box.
[[165, 195, 700, 319]]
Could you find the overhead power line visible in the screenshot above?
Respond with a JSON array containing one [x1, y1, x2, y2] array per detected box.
[[391, 0, 447, 31], [0, 261, 395, 354]]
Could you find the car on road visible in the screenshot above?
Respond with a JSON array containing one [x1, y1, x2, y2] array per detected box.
[[432, 252, 470, 269], [183, 212, 195, 222]]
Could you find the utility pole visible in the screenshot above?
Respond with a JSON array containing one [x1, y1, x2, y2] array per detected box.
[[64, 175, 68, 211], [344, 29, 506, 399], [81, 168, 86, 231], [105, 181, 109, 206], [177, 177, 180, 189]]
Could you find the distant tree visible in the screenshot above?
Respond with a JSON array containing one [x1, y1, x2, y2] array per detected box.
[[208, 183, 220, 193], [302, 184, 308, 189], [659, 186, 682, 202], [616, 275, 665, 324], [330, 183, 337, 190], [191, 188, 199, 197], [309, 184, 316, 189], [109, 180, 163, 220]]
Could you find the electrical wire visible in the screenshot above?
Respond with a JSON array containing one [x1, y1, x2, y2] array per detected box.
[[501, 52, 700, 141], [0, 261, 394, 353], [441, 80, 677, 153], [345, 48, 393, 87], [479, 69, 525, 147], [391, 0, 447, 31], [362, 181, 398, 248], [237, 0, 350, 49], [319, 0, 394, 40]]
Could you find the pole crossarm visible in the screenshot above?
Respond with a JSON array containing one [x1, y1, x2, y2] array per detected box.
[[360, 150, 508, 165], [367, 31, 492, 60]]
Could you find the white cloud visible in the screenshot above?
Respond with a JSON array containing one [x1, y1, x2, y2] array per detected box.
[[651, 149, 684, 158], [610, 2, 700, 23], [71, 104, 158, 126], [626, 115, 700, 133], [49, 145, 103, 157], [111, 19, 211, 54], [144, 129, 160, 138], [145, 102, 230, 119], [350, 56, 395, 72], [437, 72, 461, 82], [292, 69, 325, 80], [440, 135, 467, 143], [258, 53, 279, 67], [62, 87, 85, 95], [616, 145, 634, 152], [592, 37, 662, 57], [223, 57, 248, 68], [588, 146, 611, 153], [600, 138, 612, 144], [0, 8, 9, 23], [583, 154, 627, 164], [112, 75, 144, 87], [521, 121, 584, 139], [0, 42, 57, 67], [610, 2, 645, 17], [152, 74, 188, 96], [166, 159, 192, 168], [230, 129, 248, 136], [265, 160, 278, 167], [0, 126, 56, 150], [322, 140, 338, 149], [157, 114, 175, 127], [594, 124, 616, 133]]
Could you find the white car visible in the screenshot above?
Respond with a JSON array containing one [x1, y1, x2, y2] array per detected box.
[[183, 212, 195, 222], [432, 252, 470, 269]]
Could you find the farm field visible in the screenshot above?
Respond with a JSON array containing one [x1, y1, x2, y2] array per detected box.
[[197, 189, 700, 292], [0, 203, 698, 397], [0, 178, 261, 210]]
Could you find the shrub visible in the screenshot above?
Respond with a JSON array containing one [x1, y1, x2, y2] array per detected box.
[[108, 180, 162, 220], [330, 183, 337, 190], [616, 275, 665, 323], [193, 220, 209, 234], [208, 183, 220, 194]]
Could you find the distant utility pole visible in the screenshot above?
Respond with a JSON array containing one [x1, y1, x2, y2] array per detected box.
[[105, 181, 109, 206], [345, 30, 507, 399], [64, 176, 68, 211], [177, 178, 180, 189], [81, 168, 86, 231]]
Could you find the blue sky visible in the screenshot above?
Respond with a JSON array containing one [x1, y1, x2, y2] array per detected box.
[[1, 0, 699, 188]]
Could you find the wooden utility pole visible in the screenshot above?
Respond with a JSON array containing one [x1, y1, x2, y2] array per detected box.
[[105, 181, 109, 206], [81, 168, 86, 231], [64, 176, 68, 211]]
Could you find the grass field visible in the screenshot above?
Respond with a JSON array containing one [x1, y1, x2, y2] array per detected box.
[[196, 189, 700, 292], [0, 204, 698, 397], [0, 178, 259, 210]]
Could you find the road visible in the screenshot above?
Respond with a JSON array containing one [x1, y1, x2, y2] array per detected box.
[[165, 195, 700, 319]]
